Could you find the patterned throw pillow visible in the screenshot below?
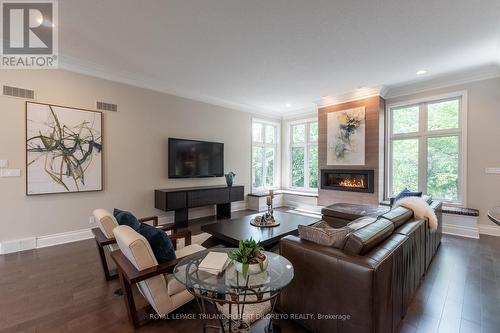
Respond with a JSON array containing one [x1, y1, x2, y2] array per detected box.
[[298, 221, 350, 248]]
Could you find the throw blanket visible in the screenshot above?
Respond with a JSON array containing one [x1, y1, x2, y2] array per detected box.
[[394, 196, 438, 230]]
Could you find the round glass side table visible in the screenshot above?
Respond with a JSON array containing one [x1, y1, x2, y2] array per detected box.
[[488, 206, 500, 226], [173, 247, 294, 333]]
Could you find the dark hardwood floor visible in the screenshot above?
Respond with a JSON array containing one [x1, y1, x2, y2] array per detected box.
[[0, 210, 499, 333]]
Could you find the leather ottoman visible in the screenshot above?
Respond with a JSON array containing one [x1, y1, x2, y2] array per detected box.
[[321, 203, 389, 228]]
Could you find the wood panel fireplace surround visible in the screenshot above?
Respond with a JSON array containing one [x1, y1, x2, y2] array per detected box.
[[321, 169, 374, 193]]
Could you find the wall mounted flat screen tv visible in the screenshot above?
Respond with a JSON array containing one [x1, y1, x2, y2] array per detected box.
[[168, 138, 224, 178]]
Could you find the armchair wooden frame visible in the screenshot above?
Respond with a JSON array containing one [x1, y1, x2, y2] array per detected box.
[[92, 216, 185, 281], [110, 230, 192, 328]]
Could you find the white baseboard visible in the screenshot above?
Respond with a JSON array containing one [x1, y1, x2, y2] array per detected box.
[[0, 237, 37, 254], [443, 224, 480, 239], [37, 228, 94, 249], [442, 213, 479, 239], [0, 228, 93, 255], [1, 202, 249, 255], [479, 224, 500, 237]]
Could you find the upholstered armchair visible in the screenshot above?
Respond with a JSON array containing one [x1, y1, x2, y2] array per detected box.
[[111, 225, 205, 327], [91, 209, 168, 281]]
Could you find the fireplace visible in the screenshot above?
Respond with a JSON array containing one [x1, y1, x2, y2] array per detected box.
[[321, 169, 374, 193]]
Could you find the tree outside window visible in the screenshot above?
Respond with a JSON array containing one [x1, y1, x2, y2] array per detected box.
[[252, 120, 279, 191], [388, 96, 464, 203], [289, 120, 318, 191]]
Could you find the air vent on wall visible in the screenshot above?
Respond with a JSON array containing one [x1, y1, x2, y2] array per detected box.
[[3, 85, 35, 99], [96, 101, 118, 112]]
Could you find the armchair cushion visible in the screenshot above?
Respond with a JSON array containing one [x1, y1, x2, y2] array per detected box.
[[175, 244, 205, 259], [165, 274, 186, 296], [113, 225, 173, 315]]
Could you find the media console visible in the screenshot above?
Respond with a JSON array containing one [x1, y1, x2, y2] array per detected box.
[[154, 185, 244, 227]]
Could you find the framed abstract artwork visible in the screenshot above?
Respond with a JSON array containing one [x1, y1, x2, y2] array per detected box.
[[327, 106, 365, 165], [26, 102, 103, 195]]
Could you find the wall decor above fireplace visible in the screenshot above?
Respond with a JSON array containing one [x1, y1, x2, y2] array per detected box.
[[321, 169, 374, 193]]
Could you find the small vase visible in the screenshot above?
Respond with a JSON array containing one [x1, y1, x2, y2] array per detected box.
[[225, 172, 235, 186]]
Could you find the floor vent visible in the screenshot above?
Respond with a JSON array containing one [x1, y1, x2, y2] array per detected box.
[[96, 101, 118, 112], [3, 85, 35, 99]]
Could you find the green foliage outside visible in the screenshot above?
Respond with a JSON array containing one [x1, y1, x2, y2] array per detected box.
[[291, 147, 304, 187], [428, 136, 459, 200], [252, 146, 263, 188], [309, 146, 318, 188], [392, 139, 419, 193], [391, 100, 460, 200]]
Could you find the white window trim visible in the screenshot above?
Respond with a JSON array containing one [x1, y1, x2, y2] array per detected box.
[[251, 118, 281, 192], [385, 90, 468, 206], [283, 117, 318, 193]]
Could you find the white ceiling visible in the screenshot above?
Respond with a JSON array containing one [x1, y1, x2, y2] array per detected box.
[[58, 0, 500, 116]]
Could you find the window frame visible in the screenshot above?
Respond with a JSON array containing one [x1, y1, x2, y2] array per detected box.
[[285, 117, 318, 192], [386, 91, 468, 206], [251, 118, 281, 192]]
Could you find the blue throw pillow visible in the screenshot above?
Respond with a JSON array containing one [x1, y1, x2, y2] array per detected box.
[[113, 209, 176, 263], [113, 209, 141, 231], [137, 223, 176, 263], [390, 188, 423, 207]]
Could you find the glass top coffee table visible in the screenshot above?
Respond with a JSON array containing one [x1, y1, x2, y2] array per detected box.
[[173, 247, 294, 333], [488, 206, 500, 226]]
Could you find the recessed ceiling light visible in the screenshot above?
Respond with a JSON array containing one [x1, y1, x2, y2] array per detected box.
[[285, 103, 291, 108], [416, 70, 428, 75], [37, 17, 43, 24]]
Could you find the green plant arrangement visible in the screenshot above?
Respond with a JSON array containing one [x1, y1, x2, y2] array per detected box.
[[228, 238, 267, 276]]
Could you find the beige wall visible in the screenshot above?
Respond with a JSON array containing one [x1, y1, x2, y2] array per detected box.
[[0, 69, 253, 241], [386, 77, 500, 227]]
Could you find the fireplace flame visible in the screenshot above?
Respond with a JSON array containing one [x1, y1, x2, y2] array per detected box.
[[339, 178, 365, 188]]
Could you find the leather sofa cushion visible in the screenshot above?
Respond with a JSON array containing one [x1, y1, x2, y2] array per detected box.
[[394, 219, 423, 236], [343, 218, 395, 255], [380, 207, 413, 228], [322, 203, 389, 220], [347, 216, 377, 231]]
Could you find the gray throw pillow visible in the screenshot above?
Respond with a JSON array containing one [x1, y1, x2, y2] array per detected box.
[[298, 221, 349, 248]]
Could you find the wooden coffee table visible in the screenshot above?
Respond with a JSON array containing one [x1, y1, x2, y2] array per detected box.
[[201, 210, 319, 249]]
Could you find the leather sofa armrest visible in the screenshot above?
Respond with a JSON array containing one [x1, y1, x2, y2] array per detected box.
[[279, 235, 378, 332]]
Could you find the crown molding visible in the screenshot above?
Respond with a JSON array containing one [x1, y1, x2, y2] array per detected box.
[[384, 63, 500, 99], [281, 106, 318, 120], [314, 85, 385, 109], [58, 54, 282, 118]]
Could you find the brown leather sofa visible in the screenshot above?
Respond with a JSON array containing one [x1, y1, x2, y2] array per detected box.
[[279, 201, 442, 333]]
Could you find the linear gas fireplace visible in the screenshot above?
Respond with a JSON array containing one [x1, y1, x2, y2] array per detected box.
[[321, 169, 374, 193]]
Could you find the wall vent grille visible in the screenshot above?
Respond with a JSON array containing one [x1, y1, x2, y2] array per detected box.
[[96, 101, 118, 112], [3, 85, 35, 99]]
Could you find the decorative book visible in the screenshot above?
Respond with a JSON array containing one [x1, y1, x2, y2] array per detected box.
[[199, 252, 230, 275]]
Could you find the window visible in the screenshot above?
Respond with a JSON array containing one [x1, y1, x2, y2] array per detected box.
[[387, 93, 466, 204], [288, 120, 318, 191], [252, 119, 279, 191]]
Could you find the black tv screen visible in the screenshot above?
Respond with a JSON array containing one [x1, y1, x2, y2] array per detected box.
[[168, 138, 224, 178]]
